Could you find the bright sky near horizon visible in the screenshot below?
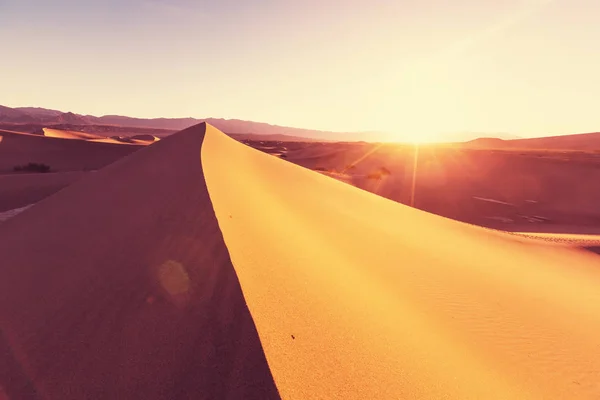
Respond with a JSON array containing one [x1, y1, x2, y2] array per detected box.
[[1, 0, 599, 141]]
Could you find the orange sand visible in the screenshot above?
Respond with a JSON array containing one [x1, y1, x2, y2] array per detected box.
[[203, 124, 600, 399], [42, 128, 105, 141], [42, 128, 158, 145], [2, 123, 600, 399]]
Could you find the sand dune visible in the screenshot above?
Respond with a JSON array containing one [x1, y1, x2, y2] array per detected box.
[[0, 204, 34, 223], [2, 123, 600, 399], [42, 128, 105, 141], [204, 125, 600, 399], [0, 129, 142, 173], [87, 137, 137, 145], [0, 171, 85, 212], [0, 124, 279, 400], [43, 128, 158, 145], [87, 135, 159, 145], [131, 134, 160, 144]]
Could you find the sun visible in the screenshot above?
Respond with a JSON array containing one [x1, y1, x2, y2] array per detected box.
[[380, 130, 443, 144]]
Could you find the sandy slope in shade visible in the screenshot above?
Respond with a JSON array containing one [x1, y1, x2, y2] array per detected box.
[[0, 123, 279, 400], [0, 171, 86, 212], [202, 124, 600, 399], [0, 205, 34, 223], [87, 137, 138, 145], [0, 129, 141, 172], [88, 136, 159, 145]]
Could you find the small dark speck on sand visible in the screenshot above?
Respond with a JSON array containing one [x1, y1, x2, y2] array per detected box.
[[229, 215, 232, 218], [291, 335, 295, 340]]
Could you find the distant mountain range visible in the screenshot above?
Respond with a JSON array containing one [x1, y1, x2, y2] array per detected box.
[[0, 105, 367, 141], [0, 104, 521, 142]]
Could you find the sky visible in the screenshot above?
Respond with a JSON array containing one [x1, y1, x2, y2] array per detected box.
[[1, 0, 599, 141]]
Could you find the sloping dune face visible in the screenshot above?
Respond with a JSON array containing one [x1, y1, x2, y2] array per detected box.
[[0, 171, 85, 212], [202, 125, 600, 399], [2, 124, 600, 399], [0, 124, 280, 400]]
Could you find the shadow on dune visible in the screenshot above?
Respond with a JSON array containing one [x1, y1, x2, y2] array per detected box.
[[0, 129, 141, 173], [0, 329, 40, 399], [0, 123, 280, 400], [580, 246, 600, 256]]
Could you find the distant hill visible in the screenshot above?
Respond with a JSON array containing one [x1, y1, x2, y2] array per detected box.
[[85, 115, 198, 130], [0, 107, 94, 125], [508, 132, 600, 150], [50, 112, 91, 125], [444, 132, 521, 143], [464, 132, 600, 151], [0, 105, 35, 123], [14, 107, 63, 118], [229, 133, 326, 142]]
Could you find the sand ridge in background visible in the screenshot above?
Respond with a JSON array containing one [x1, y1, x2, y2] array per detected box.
[[0, 129, 143, 173], [42, 128, 106, 141], [2, 123, 600, 399], [43, 128, 159, 145], [0, 129, 157, 212]]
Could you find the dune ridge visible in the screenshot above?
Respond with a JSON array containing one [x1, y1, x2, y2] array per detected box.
[[203, 124, 600, 399], [43, 128, 158, 145], [42, 128, 105, 141], [1, 123, 600, 399]]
